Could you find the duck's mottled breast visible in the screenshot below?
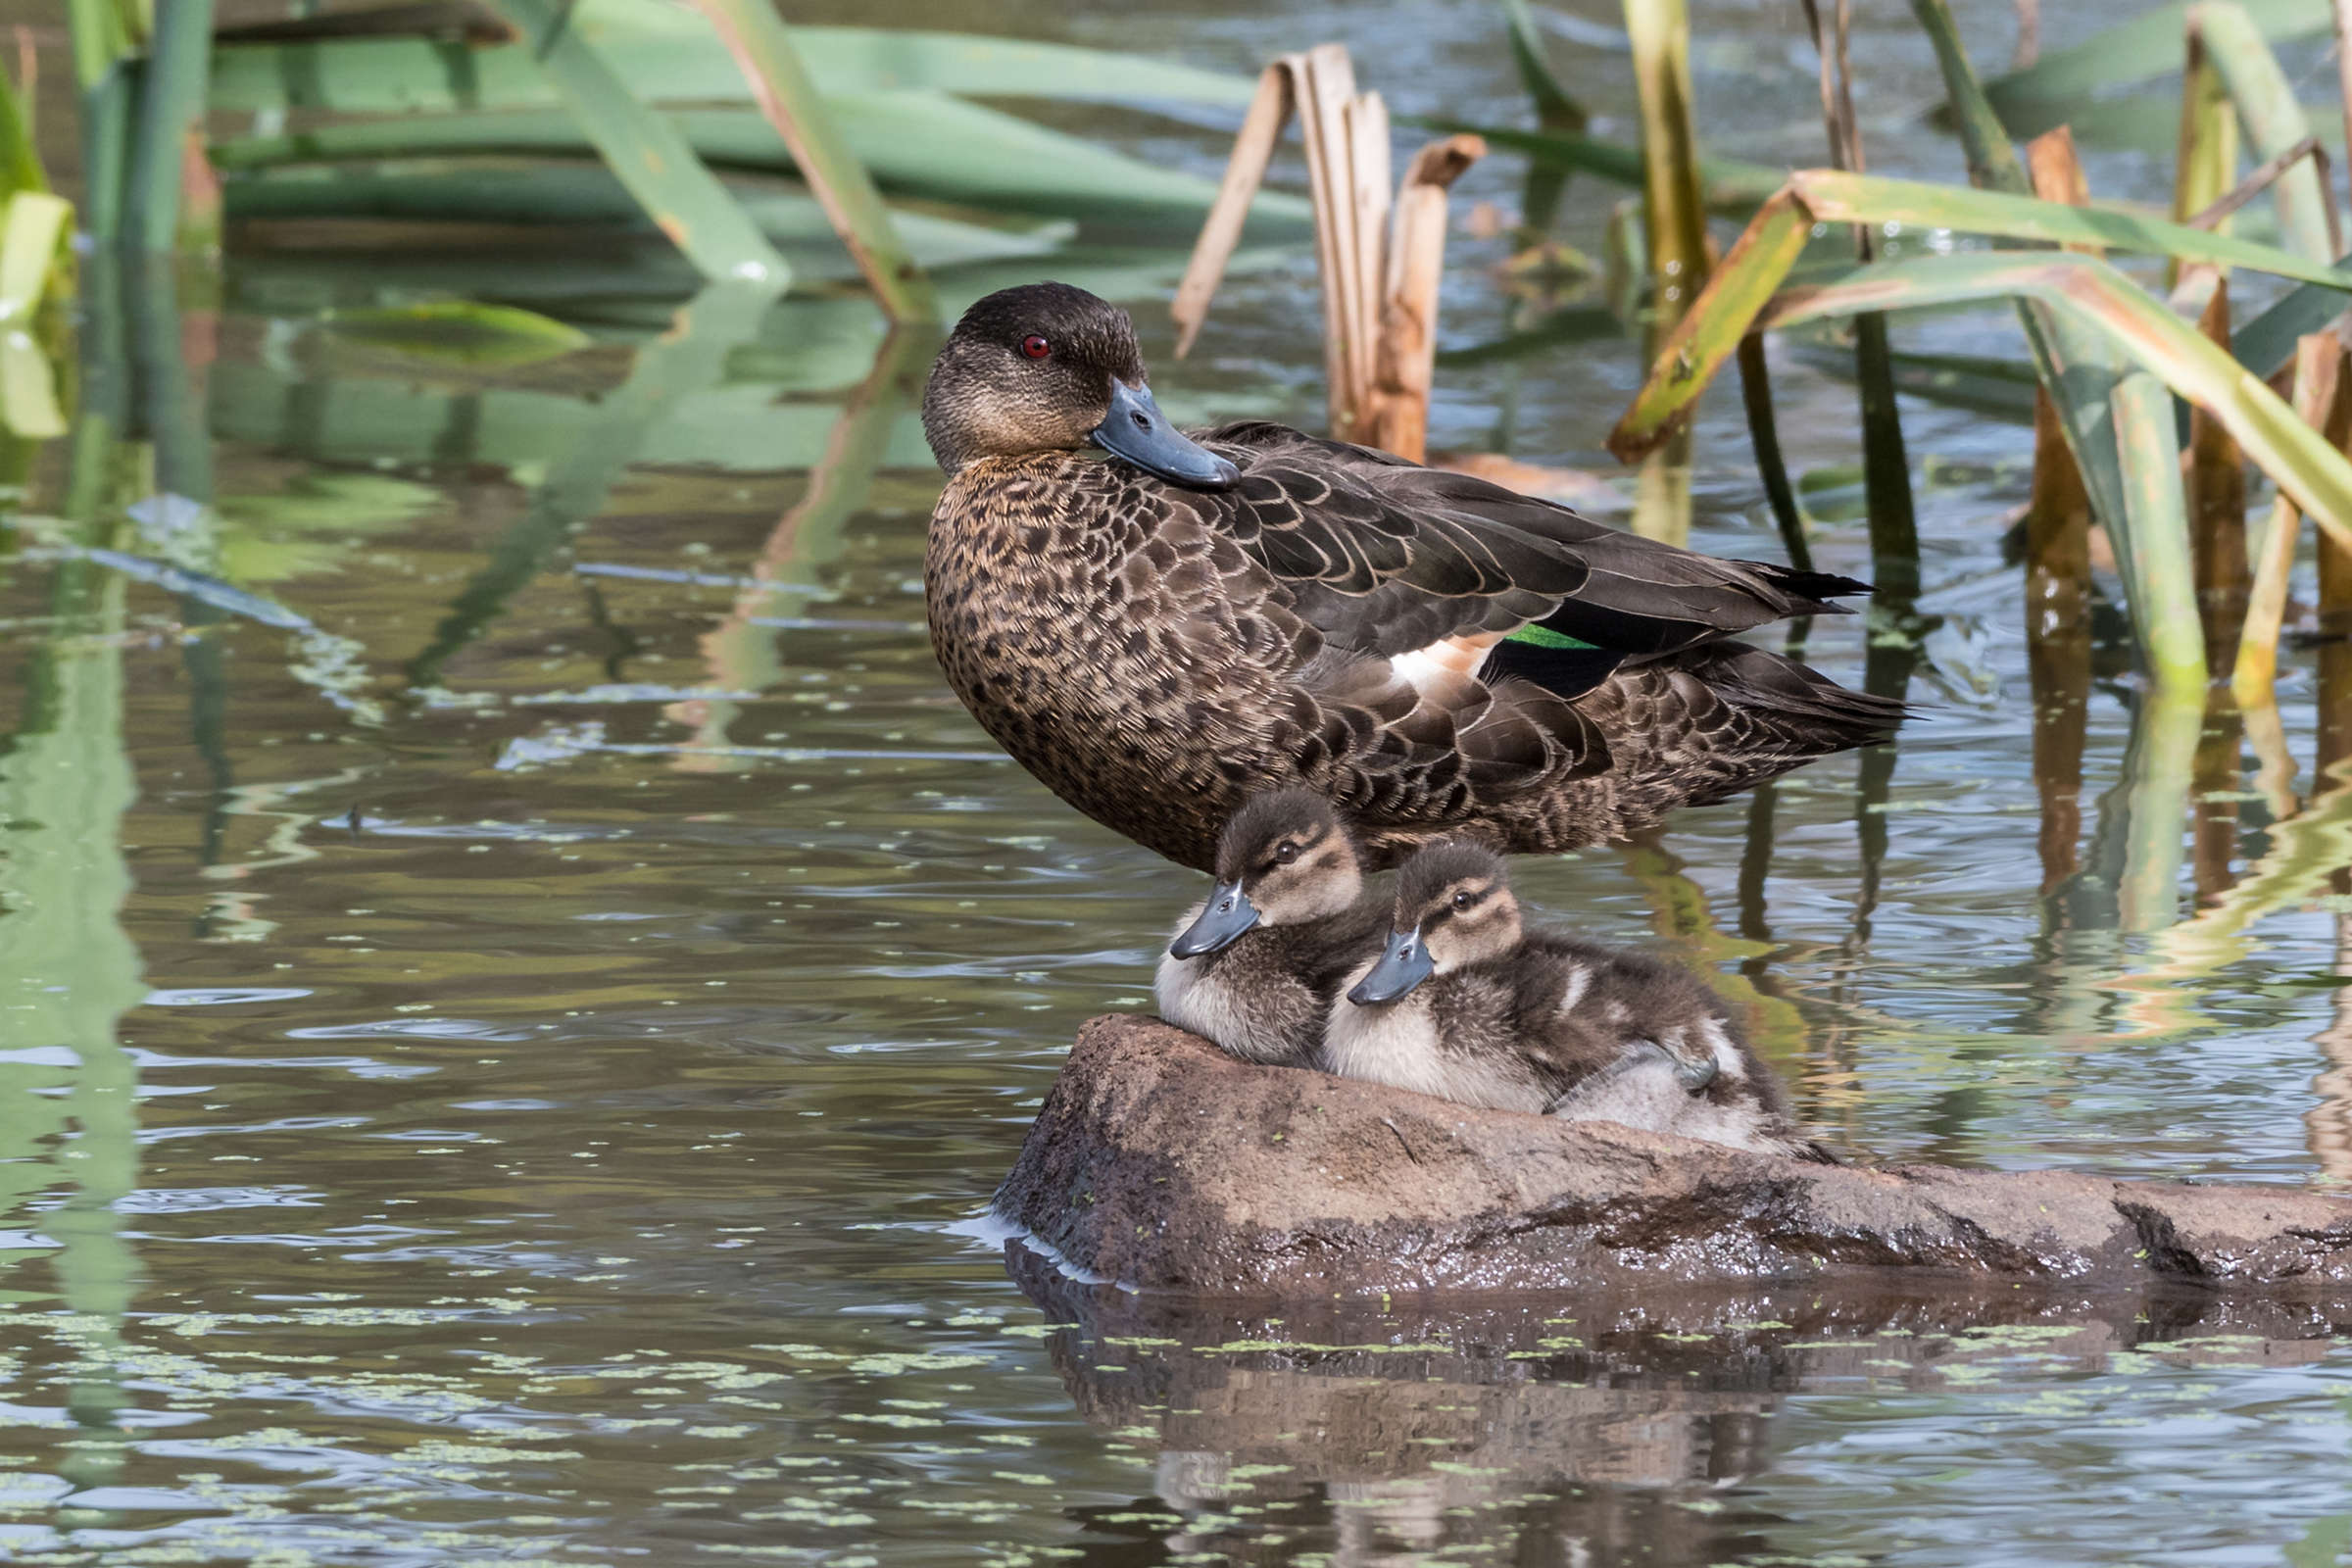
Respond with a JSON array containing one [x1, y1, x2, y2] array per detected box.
[[924, 453, 1310, 865]]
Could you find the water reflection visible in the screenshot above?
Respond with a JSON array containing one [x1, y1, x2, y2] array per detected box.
[[1012, 1252, 2352, 1566], [0, 514, 145, 1514]]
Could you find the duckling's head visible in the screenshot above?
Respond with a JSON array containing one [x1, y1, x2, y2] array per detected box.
[[1348, 839, 1522, 1005], [1168, 790, 1363, 959], [921, 282, 1239, 490]]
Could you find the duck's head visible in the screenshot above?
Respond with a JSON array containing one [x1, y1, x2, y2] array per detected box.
[[921, 282, 1239, 490], [1169, 789, 1364, 959], [1348, 839, 1523, 1005]]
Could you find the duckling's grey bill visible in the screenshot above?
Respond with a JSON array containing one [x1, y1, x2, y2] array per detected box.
[[1348, 927, 1434, 1005], [1090, 381, 1240, 490], [1169, 879, 1258, 958]]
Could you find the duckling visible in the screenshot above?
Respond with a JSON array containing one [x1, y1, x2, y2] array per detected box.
[[1156, 790, 1391, 1066], [921, 281, 1901, 872], [1326, 840, 1828, 1159]]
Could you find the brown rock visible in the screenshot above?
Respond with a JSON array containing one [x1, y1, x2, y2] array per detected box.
[[994, 1014, 2352, 1297]]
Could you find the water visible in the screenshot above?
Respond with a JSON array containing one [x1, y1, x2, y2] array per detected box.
[[4, 1, 2352, 1562]]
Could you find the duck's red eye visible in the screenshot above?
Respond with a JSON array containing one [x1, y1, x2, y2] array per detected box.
[[1020, 334, 1051, 360]]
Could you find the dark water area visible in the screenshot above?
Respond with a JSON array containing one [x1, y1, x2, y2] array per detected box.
[[3, 0, 2352, 1562]]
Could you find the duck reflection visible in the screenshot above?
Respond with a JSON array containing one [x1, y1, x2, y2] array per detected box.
[[1009, 1250, 2352, 1567]]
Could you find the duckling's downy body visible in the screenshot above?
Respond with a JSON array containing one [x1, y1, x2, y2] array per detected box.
[[1328, 842, 1828, 1159], [922, 283, 1901, 873], [1155, 791, 1388, 1066]]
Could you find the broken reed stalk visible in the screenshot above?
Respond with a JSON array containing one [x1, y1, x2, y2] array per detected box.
[[1368, 135, 1485, 462], [2233, 332, 2351, 708], [1174, 47, 1479, 459], [2022, 127, 2092, 640], [2188, 275, 2251, 663]]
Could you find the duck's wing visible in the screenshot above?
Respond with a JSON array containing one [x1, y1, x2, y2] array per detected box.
[[1190, 422, 1866, 671]]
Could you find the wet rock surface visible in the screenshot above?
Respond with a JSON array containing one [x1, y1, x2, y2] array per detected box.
[[995, 1015, 2352, 1298]]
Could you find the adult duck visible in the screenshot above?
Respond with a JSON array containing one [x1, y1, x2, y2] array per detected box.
[[922, 282, 1899, 871]]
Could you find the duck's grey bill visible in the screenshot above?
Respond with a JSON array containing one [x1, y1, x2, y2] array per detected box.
[[1091, 381, 1240, 490], [1348, 927, 1434, 1005], [1169, 880, 1258, 958]]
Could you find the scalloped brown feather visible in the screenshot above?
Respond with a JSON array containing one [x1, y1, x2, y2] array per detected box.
[[926, 446, 1899, 872]]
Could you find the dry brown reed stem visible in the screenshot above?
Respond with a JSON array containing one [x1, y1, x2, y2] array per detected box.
[[1174, 47, 1477, 457], [2234, 332, 2351, 708], [1174, 47, 1374, 435], [2022, 127, 2093, 641], [1368, 136, 1485, 462], [2013, 0, 2039, 70], [2188, 276, 2250, 664], [2185, 136, 2326, 233], [1171, 65, 1291, 359]]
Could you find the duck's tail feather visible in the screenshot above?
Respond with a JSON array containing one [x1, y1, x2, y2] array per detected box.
[[1586, 642, 1907, 826], [1753, 562, 1875, 612], [1679, 645, 1907, 800]]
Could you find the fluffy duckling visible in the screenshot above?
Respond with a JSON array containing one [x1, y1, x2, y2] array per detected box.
[[1156, 790, 1391, 1066], [1326, 840, 1828, 1159]]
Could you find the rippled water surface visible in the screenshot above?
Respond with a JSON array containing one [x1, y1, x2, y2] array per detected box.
[[7, 1, 2352, 1563]]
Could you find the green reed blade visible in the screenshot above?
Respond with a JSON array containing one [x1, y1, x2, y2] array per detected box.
[[220, 162, 1071, 273], [1790, 170, 2352, 286], [1909, 0, 2025, 191], [212, 96, 1302, 235], [1980, 0, 2327, 139], [688, 0, 933, 322], [208, 12, 1257, 114], [1496, 0, 1587, 233], [2190, 1, 2337, 262], [126, 0, 210, 254], [483, 0, 788, 289], [1416, 117, 1784, 215]]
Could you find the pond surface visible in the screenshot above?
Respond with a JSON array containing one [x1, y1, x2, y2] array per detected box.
[[5, 1, 2352, 1563]]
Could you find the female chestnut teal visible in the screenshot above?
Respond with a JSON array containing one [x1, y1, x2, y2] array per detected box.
[[1155, 790, 1389, 1066], [1328, 840, 1830, 1159], [922, 281, 1900, 872]]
